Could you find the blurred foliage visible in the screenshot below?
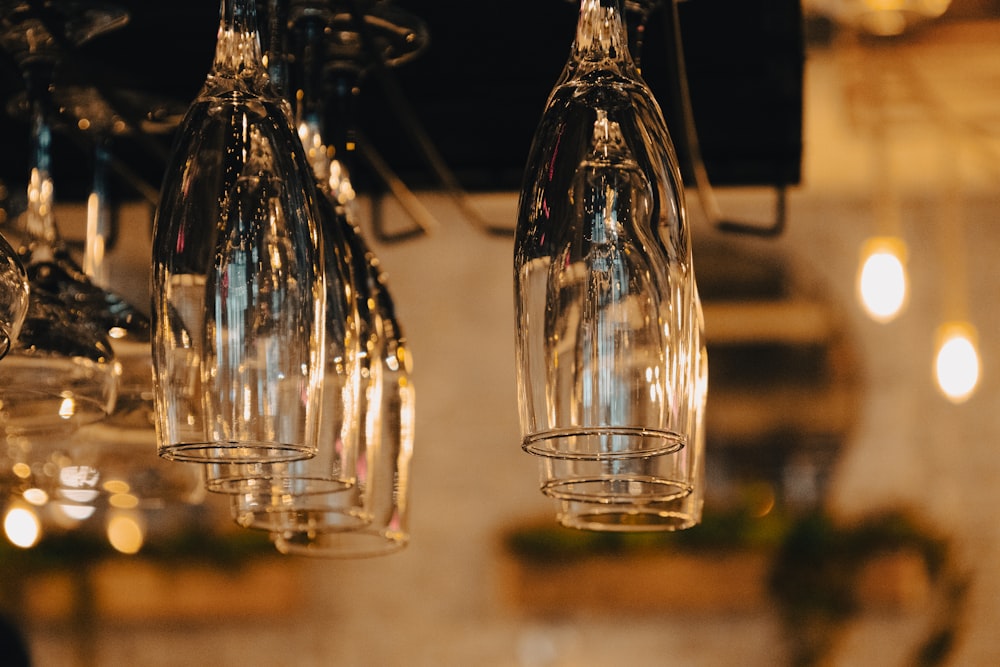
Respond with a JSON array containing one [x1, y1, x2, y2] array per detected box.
[[504, 504, 965, 667], [0, 524, 274, 576], [504, 504, 793, 565], [768, 507, 957, 667]]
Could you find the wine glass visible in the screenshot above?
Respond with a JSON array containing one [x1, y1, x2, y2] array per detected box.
[[152, 0, 328, 464], [202, 186, 361, 507], [514, 0, 698, 510], [554, 289, 707, 531], [0, 1, 127, 436], [0, 231, 29, 359], [271, 214, 415, 558], [624, 0, 663, 68], [222, 9, 415, 556], [220, 14, 376, 541]]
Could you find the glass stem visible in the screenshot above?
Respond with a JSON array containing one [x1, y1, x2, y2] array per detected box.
[[84, 137, 113, 287], [327, 67, 362, 199], [625, 2, 658, 69], [213, 0, 265, 79], [23, 61, 60, 257], [575, 0, 632, 66], [264, 0, 289, 95]]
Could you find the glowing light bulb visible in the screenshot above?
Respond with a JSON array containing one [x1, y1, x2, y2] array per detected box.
[[934, 321, 980, 403], [4, 502, 41, 548], [857, 236, 908, 323]]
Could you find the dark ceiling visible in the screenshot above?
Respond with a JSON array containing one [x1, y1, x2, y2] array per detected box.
[[0, 0, 805, 207]]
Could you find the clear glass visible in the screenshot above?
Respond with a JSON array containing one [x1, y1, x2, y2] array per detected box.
[[0, 14, 122, 435], [238, 11, 416, 555], [514, 0, 694, 496], [202, 7, 362, 509], [272, 223, 415, 558], [151, 0, 326, 463], [554, 290, 707, 531], [0, 232, 29, 359], [203, 190, 360, 499]]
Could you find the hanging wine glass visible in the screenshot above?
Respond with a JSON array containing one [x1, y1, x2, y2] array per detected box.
[[554, 289, 707, 530], [48, 84, 206, 508], [220, 5, 371, 539], [514, 0, 700, 514], [196, 0, 360, 503], [0, 231, 29, 359], [202, 186, 361, 508], [273, 242, 415, 558], [151, 0, 327, 464], [231, 8, 414, 556], [0, 1, 127, 437]]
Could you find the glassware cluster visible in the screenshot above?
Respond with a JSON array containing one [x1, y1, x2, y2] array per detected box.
[[0, 0, 205, 547], [1, 0, 417, 557], [151, 0, 415, 556], [514, 0, 706, 531], [2, 0, 705, 555]]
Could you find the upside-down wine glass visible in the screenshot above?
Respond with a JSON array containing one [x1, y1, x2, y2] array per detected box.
[[0, 1, 126, 438], [200, 0, 361, 504], [514, 0, 701, 525], [152, 0, 328, 464], [273, 232, 415, 558], [556, 289, 706, 530], [63, 88, 206, 508], [230, 6, 414, 557], [0, 231, 29, 360]]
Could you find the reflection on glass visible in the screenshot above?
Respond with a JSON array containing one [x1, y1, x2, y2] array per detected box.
[[0, 232, 29, 359], [273, 220, 415, 558]]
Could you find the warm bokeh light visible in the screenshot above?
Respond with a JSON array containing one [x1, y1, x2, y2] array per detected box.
[[934, 321, 980, 403], [107, 510, 145, 554], [22, 487, 49, 506], [58, 396, 76, 420], [109, 492, 139, 510], [857, 236, 909, 323], [856, 0, 952, 36], [58, 465, 100, 502], [4, 502, 41, 548], [103, 479, 131, 495]]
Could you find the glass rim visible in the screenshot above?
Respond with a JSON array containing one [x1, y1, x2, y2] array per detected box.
[[522, 426, 685, 459], [540, 475, 691, 503], [157, 441, 317, 465]]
